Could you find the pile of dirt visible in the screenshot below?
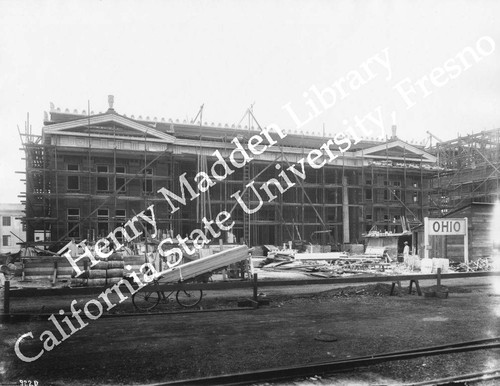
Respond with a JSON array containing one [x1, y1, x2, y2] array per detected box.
[[266, 283, 407, 307], [319, 283, 402, 298]]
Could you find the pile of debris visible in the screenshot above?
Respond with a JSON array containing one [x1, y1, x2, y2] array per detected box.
[[449, 257, 495, 272], [260, 259, 345, 278], [317, 283, 395, 297], [258, 254, 393, 277]]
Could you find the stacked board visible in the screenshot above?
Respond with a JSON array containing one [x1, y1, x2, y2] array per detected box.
[[152, 245, 249, 283]]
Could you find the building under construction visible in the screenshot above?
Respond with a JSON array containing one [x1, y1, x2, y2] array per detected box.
[[428, 129, 500, 216], [20, 97, 444, 250]]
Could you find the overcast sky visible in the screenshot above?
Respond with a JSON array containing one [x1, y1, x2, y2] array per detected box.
[[1, 0, 499, 203]]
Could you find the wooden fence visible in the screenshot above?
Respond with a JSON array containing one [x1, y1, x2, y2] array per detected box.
[[2, 271, 500, 316]]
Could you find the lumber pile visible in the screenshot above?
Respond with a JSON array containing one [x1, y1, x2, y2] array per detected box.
[[362, 246, 387, 258], [294, 252, 348, 261], [152, 245, 249, 283], [21, 257, 74, 282], [77, 253, 126, 286], [260, 259, 345, 277], [107, 253, 125, 284], [259, 252, 393, 277]]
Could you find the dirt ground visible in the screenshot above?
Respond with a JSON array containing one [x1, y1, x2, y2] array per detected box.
[[1, 274, 500, 385]]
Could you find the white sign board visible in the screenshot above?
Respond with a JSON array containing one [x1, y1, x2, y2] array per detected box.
[[423, 217, 468, 267], [427, 218, 466, 235]]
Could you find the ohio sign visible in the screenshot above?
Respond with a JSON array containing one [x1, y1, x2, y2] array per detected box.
[[427, 218, 467, 235]]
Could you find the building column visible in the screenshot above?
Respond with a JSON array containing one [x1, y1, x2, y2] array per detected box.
[[342, 176, 349, 243]]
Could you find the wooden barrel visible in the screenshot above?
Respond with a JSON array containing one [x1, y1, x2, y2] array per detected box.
[[107, 277, 122, 285], [107, 260, 125, 269], [86, 278, 107, 287], [106, 268, 124, 278], [71, 277, 88, 287], [91, 260, 108, 270], [108, 252, 123, 261], [88, 269, 107, 279]]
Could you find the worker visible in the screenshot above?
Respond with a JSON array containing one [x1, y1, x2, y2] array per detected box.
[[0, 265, 6, 288], [403, 241, 410, 266]]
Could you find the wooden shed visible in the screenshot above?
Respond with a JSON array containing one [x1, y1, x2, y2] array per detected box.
[[415, 202, 495, 262]]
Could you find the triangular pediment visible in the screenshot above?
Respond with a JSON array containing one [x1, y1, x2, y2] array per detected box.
[[354, 140, 436, 163], [43, 112, 176, 143]]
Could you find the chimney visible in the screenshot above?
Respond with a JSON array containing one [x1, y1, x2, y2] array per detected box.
[[391, 125, 397, 140], [107, 95, 115, 112]]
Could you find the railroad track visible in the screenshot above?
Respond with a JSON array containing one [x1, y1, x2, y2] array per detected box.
[[407, 368, 500, 385], [157, 337, 500, 385]]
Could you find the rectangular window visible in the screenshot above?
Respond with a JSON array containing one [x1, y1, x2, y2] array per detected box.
[[115, 166, 126, 194], [393, 181, 401, 187], [143, 168, 153, 193], [67, 164, 80, 190], [366, 214, 372, 221], [116, 209, 126, 221], [2, 216, 11, 226], [68, 208, 80, 217], [365, 189, 372, 200], [114, 209, 127, 242], [97, 209, 109, 237], [97, 165, 109, 192], [365, 180, 372, 185], [67, 208, 80, 238], [2, 235, 10, 246], [116, 177, 126, 194], [98, 209, 109, 218]]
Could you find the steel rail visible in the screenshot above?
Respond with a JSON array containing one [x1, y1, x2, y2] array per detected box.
[[314, 336, 500, 364], [407, 368, 500, 385], [157, 338, 500, 385]]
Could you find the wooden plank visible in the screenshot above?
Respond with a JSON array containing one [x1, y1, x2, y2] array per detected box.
[[139, 271, 500, 292], [22, 256, 84, 264], [154, 245, 249, 283], [295, 252, 348, 261], [23, 275, 54, 280], [23, 268, 54, 275], [53, 260, 58, 284], [3, 281, 9, 314], [23, 262, 57, 269], [364, 247, 386, 255], [7, 271, 500, 298]]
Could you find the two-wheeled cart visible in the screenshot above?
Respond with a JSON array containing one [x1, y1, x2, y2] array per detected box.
[[131, 245, 249, 311]]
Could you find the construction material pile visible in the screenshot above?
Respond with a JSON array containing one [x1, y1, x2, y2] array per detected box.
[[259, 253, 392, 277], [260, 259, 345, 278], [449, 257, 495, 272], [152, 245, 249, 283], [71, 252, 125, 287]]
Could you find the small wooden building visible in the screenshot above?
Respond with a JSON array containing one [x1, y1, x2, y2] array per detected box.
[[415, 202, 495, 262]]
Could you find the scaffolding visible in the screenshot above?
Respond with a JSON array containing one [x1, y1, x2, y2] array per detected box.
[[18, 104, 439, 249], [18, 113, 177, 247], [429, 128, 500, 216]]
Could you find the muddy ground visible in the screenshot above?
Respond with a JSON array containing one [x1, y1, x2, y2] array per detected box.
[[1, 275, 500, 385]]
